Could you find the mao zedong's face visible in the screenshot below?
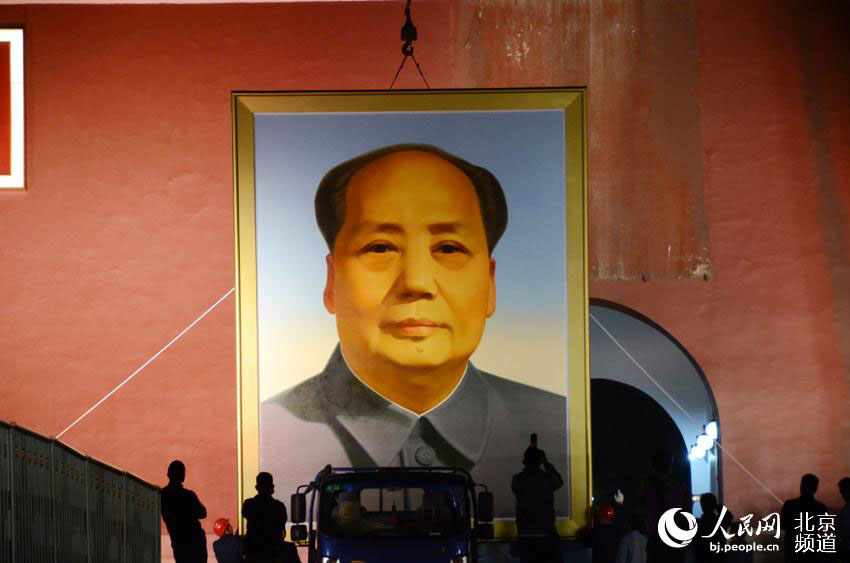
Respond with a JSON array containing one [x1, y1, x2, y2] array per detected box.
[[324, 150, 496, 380]]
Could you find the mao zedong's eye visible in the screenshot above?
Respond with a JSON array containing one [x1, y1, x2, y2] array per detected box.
[[358, 241, 399, 269], [363, 242, 398, 254], [433, 242, 470, 255], [432, 242, 473, 269]]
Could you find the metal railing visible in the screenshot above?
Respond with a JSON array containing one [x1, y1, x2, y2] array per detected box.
[[0, 420, 160, 563]]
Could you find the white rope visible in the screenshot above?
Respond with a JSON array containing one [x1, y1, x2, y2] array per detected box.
[[590, 313, 701, 427], [714, 442, 783, 505], [589, 312, 783, 506], [56, 288, 236, 439]]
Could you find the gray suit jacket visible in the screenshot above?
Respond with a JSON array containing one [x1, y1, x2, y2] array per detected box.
[[260, 346, 569, 517]]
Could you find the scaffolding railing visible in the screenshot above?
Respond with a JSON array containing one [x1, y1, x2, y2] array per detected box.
[[0, 419, 160, 563]]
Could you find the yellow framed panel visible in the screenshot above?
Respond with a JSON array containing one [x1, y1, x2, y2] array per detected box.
[[232, 89, 590, 535]]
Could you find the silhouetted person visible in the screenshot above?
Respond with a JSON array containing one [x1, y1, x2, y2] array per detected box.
[[212, 518, 242, 563], [693, 493, 731, 563], [638, 450, 690, 563], [242, 472, 287, 562], [835, 478, 850, 563], [616, 514, 648, 563], [781, 474, 828, 563], [591, 505, 622, 563], [512, 440, 564, 563], [161, 460, 208, 563]]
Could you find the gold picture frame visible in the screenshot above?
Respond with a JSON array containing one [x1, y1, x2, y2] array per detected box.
[[232, 89, 590, 535]]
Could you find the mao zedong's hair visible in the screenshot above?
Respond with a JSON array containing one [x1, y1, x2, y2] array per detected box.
[[315, 144, 508, 254]]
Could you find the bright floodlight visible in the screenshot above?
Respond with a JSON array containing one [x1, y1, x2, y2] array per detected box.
[[697, 433, 714, 450], [705, 421, 718, 440], [689, 445, 706, 460]]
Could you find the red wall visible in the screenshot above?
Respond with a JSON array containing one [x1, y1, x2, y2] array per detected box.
[[0, 0, 847, 528], [596, 0, 850, 516], [0, 0, 454, 529]]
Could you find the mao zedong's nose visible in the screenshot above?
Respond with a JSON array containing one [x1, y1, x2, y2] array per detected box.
[[395, 245, 438, 302]]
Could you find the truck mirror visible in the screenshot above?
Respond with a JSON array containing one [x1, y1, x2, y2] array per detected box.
[[290, 524, 308, 542], [291, 493, 307, 523], [477, 491, 494, 522], [475, 522, 494, 540], [478, 491, 494, 522]]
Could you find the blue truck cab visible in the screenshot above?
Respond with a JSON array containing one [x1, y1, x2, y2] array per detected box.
[[289, 467, 494, 563]]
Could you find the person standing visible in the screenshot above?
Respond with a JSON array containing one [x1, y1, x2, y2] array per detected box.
[[591, 505, 623, 563], [692, 493, 731, 563], [781, 474, 828, 563], [638, 450, 690, 563], [615, 515, 648, 563], [838, 478, 850, 563], [161, 460, 208, 563], [242, 472, 288, 563], [512, 436, 564, 563]]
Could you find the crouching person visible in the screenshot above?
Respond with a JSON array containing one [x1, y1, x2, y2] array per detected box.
[[212, 518, 242, 563]]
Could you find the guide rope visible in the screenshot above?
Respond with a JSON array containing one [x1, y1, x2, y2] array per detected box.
[[590, 312, 783, 506], [56, 287, 236, 439]]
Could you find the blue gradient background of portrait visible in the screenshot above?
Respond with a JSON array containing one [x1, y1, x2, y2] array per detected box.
[[254, 111, 567, 401]]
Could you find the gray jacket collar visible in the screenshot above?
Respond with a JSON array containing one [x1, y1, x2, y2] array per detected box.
[[319, 345, 491, 467]]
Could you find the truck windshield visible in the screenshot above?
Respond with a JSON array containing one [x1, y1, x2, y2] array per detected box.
[[318, 478, 469, 538]]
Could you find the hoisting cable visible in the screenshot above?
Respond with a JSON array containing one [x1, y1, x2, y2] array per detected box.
[[389, 0, 430, 90]]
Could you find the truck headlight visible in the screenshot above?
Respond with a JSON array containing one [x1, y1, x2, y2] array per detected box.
[[320, 558, 339, 563]]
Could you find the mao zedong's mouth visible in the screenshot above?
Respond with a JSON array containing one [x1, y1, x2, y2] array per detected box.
[[381, 318, 447, 338]]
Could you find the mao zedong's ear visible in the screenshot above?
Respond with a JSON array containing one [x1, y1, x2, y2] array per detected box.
[[486, 259, 496, 318], [323, 253, 336, 314]]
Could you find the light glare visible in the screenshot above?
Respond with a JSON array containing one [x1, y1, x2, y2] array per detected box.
[[697, 433, 714, 450]]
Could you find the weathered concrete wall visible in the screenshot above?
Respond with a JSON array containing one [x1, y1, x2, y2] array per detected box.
[[453, 0, 709, 280], [594, 0, 850, 516]]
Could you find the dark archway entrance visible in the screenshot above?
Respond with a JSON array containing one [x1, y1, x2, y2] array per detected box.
[[589, 299, 722, 514], [590, 379, 690, 516]]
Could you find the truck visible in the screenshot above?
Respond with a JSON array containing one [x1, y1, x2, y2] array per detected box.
[[289, 466, 494, 563]]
